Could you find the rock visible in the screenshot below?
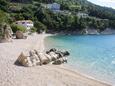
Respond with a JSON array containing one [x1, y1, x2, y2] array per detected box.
[[49, 48, 57, 52], [16, 49, 70, 67], [48, 51, 59, 61], [29, 50, 41, 65], [62, 51, 70, 56], [16, 31, 27, 39], [101, 28, 115, 34], [39, 52, 50, 65], [17, 51, 39, 67], [45, 54, 53, 61], [62, 57, 68, 63], [17, 52, 30, 67], [34, 50, 43, 65], [83, 28, 99, 35], [46, 49, 70, 63], [0, 24, 13, 43], [55, 51, 63, 59], [52, 59, 62, 65], [46, 48, 57, 54]]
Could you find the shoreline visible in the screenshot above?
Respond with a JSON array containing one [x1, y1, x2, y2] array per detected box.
[[60, 64, 112, 86], [0, 33, 111, 86], [43, 34, 111, 86]]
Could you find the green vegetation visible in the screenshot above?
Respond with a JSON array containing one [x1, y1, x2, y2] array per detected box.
[[30, 27, 37, 33], [34, 21, 47, 33], [11, 24, 26, 33], [0, 0, 115, 33]]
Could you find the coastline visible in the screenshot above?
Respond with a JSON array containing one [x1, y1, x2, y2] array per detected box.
[[44, 34, 112, 86], [47, 28, 115, 35], [0, 33, 111, 86]]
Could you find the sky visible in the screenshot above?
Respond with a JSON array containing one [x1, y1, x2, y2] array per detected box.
[[87, 0, 115, 9]]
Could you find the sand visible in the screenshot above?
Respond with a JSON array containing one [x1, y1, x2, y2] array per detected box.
[[0, 33, 111, 86]]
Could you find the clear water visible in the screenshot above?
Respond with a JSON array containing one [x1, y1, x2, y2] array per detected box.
[[45, 35, 115, 85]]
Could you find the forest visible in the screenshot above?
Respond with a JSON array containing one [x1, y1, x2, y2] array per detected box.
[[0, 0, 115, 33]]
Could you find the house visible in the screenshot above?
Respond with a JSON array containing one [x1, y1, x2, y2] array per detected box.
[[16, 20, 33, 30], [46, 3, 60, 11], [77, 12, 88, 17], [51, 3, 60, 10]]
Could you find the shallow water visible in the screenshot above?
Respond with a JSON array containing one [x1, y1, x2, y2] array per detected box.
[[45, 35, 115, 85]]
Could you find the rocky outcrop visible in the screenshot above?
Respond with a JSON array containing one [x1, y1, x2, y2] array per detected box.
[[0, 24, 13, 43], [101, 28, 115, 34], [16, 49, 70, 67], [83, 28, 99, 35]]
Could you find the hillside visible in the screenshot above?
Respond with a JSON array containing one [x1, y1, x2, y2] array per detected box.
[[0, 0, 115, 34]]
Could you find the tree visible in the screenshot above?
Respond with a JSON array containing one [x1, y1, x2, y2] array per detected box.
[[0, 10, 9, 24], [0, 0, 9, 12], [34, 21, 47, 33]]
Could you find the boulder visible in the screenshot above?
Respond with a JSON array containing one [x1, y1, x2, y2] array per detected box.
[[16, 49, 70, 67], [0, 24, 13, 43], [52, 60, 62, 65], [52, 56, 68, 65], [17, 52, 33, 67], [16, 50, 50, 67], [17, 51, 41, 67], [29, 50, 41, 66], [16, 31, 24, 39], [38, 52, 50, 65], [46, 48, 56, 54], [62, 51, 70, 57], [16, 31, 27, 39]]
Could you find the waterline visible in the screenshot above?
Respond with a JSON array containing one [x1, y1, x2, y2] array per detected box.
[[45, 35, 115, 85]]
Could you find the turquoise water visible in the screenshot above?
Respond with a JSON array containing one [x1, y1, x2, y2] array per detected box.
[[45, 35, 115, 85]]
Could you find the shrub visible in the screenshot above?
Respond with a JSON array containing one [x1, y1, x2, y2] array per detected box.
[[11, 24, 26, 33], [34, 21, 47, 33], [30, 27, 37, 33]]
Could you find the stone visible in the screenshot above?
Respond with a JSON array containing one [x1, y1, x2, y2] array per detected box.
[[34, 50, 43, 65], [0, 24, 13, 43], [62, 51, 70, 56], [16, 49, 70, 67], [45, 54, 53, 61], [46, 48, 57, 54], [52, 59, 62, 65], [39, 52, 50, 65], [49, 48, 57, 52], [29, 50, 41, 65], [17, 52, 29, 66], [16, 31, 24, 39]]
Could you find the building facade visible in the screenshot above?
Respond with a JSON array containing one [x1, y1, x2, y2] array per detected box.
[[16, 20, 33, 30], [47, 3, 60, 11]]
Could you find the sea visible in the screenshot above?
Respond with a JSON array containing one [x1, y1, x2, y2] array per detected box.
[[45, 35, 115, 85]]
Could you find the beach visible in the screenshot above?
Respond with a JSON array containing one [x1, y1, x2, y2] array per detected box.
[[0, 33, 111, 86]]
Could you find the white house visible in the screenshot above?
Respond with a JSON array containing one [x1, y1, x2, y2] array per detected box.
[[16, 20, 34, 30], [51, 3, 60, 10], [77, 12, 88, 17], [46, 3, 60, 11]]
